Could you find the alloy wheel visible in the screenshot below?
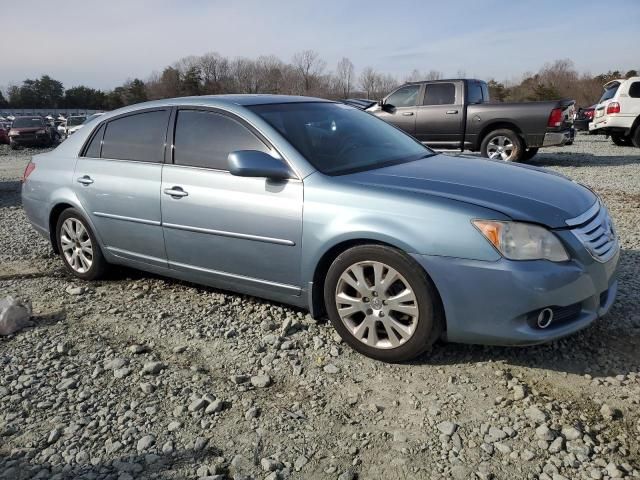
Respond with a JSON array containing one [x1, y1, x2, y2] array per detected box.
[[60, 218, 93, 274], [486, 135, 515, 161], [334, 261, 419, 349]]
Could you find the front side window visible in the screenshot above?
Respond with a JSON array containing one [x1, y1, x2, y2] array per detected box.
[[173, 110, 269, 170], [101, 110, 169, 163], [423, 83, 456, 105], [249, 102, 434, 176], [385, 85, 420, 108]]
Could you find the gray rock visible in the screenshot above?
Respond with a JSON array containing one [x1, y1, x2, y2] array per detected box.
[[525, 406, 549, 423], [140, 382, 156, 394], [194, 436, 208, 451], [548, 436, 564, 454], [47, 428, 61, 444], [294, 455, 308, 471], [114, 367, 132, 378], [137, 434, 155, 452], [535, 425, 556, 441], [323, 364, 339, 374], [436, 421, 457, 436], [56, 378, 77, 391], [104, 358, 127, 370], [168, 421, 182, 432], [142, 361, 165, 375], [260, 457, 283, 472], [561, 425, 582, 441], [250, 375, 272, 388], [189, 398, 207, 412], [205, 399, 224, 414]]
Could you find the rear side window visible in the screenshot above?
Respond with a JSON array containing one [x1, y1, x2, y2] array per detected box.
[[101, 110, 169, 162], [467, 82, 483, 104], [173, 110, 269, 170], [83, 123, 105, 158], [629, 82, 640, 98], [385, 85, 420, 108], [423, 83, 456, 105]]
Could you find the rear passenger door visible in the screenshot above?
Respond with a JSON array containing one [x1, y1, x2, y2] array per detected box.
[[415, 82, 463, 146], [73, 109, 170, 268], [160, 108, 303, 296]]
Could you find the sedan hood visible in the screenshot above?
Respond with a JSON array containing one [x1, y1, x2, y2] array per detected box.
[[344, 154, 596, 228]]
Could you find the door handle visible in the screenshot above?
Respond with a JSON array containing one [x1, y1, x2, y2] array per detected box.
[[77, 175, 94, 186], [163, 186, 188, 198], [446, 110, 459, 114], [402, 112, 414, 116]]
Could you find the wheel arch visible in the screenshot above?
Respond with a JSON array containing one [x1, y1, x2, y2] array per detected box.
[[49, 202, 75, 254], [309, 239, 446, 333]]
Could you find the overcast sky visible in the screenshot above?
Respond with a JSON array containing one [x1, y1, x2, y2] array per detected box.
[[2, 0, 639, 90]]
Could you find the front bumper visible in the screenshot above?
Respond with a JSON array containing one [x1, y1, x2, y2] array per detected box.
[[542, 128, 575, 147], [10, 133, 50, 145], [412, 245, 619, 346]]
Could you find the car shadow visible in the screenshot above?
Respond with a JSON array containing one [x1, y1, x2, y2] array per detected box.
[[0, 180, 21, 208], [0, 446, 226, 480], [411, 248, 640, 379], [529, 153, 640, 168]]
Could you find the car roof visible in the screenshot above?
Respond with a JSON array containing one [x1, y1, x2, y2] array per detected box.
[[124, 94, 331, 109]]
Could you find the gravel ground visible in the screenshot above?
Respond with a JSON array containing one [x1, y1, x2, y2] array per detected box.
[[1, 135, 639, 480]]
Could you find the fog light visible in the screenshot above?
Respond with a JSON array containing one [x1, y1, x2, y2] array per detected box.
[[537, 308, 554, 329]]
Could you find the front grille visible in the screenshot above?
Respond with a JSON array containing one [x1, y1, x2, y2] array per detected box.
[[566, 202, 618, 263]]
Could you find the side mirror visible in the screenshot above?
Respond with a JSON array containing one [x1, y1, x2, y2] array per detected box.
[[228, 150, 293, 180], [377, 99, 384, 107]]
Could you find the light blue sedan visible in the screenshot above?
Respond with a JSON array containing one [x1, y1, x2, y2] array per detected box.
[[21, 96, 619, 362]]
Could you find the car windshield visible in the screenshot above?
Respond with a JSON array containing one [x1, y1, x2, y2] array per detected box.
[[68, 116, 86, 126], [599, 82, 620, 103], [248, 102, 434, 175], [12, 117, 44, 128]]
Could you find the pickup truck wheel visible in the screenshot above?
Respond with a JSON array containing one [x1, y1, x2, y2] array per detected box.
[[521, 147, 539, 161], [611, 134, 633, 147], [481, 129, 523, 162]]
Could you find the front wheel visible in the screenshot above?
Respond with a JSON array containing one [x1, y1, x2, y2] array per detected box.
[[480, 129, 523, 162], [633, 127, 640, 149], [324, 245, 442, 362], [56, 208, 108, 280]]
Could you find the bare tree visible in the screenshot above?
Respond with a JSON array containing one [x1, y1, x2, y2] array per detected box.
[[292, 50, 326, 94], [336, 57, 355, 98], [199, 52, 231, 94], [375, 74, 398, 99], [425, 70, 443, 80], [360, 67, 379, 99]]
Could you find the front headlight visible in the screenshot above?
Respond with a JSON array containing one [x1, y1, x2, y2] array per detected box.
[[472, 220, 569, 262]]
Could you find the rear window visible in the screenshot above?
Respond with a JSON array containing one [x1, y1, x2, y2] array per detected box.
[[629, 82, 640, 98], [599, 82, 620, 103], [173, 110, 269, 170], [12, 117, 44, 128], [423, 83, 456, 105], [101, 110, 169, 163]]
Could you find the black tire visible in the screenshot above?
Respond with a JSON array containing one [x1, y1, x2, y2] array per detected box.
[[323, 245, 442, 362], [521, 147, 539, 162], [611, 134, 633, 147], [9, 139, 18, 150], [55, 208, 108, 281], [480, 129, 524, 162], [631, 127, 640, 149]]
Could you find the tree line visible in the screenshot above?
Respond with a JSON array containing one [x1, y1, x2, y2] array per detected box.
[[1, 52, 637, 111]]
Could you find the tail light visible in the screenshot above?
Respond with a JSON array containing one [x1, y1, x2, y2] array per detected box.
[[22, 161, 35, 183], [606, 102, 620, 114], [547, 108, 564, 128]]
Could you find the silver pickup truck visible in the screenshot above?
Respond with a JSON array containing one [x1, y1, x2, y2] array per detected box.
[[346, 79, 575, 162]]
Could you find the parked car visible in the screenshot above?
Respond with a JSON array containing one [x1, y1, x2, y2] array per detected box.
[[574, 105, 596, 132], [0, 122, 10, 144], [22, 96, 618, 362], [356, 79, 575, 162], [65, 115, 87, 136], [589, 77, 640, 147], [8, 116, 57, 149]]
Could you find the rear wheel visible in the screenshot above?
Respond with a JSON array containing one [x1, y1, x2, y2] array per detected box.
[[481, 129, 523, 162], [56, 208, 108, 281], [631, 127, 640, 148], [611, 134, 633, 147], [521, 147, 539, 161], [324, 245, 442, 362]]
